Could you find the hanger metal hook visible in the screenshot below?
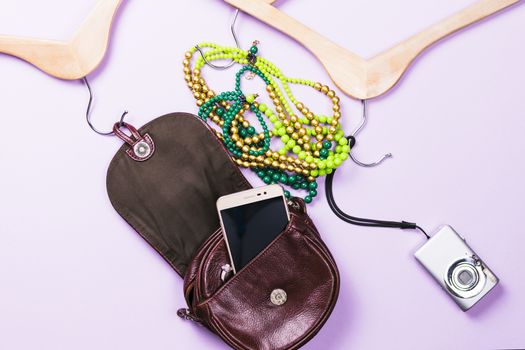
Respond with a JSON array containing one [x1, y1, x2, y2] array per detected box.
[[83, 77, 127, 136], [348, 99, 393, 167], [195, 9, 241, 70]]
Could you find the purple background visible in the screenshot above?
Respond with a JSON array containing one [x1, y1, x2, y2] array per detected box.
[[1, 0, 524, 349]]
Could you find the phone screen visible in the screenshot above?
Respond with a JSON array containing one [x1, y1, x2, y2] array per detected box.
[[220, 196, 289, 272]]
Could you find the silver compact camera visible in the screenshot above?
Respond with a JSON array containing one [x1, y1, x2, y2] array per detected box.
[[415, 225, 499, 311]]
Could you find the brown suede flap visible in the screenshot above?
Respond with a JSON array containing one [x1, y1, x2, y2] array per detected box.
[[106, 112, 251, 276]]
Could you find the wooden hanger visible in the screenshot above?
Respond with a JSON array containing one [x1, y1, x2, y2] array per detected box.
[[0, 0, 123, 80], [224, 0, 520, 99]]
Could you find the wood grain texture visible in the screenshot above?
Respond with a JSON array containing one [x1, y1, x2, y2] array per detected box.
[[0, 0, 123, 80], [225, 0, 520, 99]]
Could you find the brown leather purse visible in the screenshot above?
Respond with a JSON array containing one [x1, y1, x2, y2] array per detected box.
[[107, 112, 340, 350]]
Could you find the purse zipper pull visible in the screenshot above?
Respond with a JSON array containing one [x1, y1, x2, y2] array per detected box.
[[177, 308, 200, 322]]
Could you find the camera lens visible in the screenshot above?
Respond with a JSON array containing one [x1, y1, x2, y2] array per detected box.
[[451, 263, 479, 291], [458, 269, 474, 286]]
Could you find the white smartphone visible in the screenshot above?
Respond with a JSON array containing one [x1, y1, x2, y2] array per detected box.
[[216, 184, 290, 274]]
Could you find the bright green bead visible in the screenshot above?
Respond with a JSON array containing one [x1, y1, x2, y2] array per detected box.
[[269, 115, 278, 123], [258, 104, 268, 112], [310, 170, 319, 177], [318, 115, 327, 123], [298, 151, 307, 160], [319, 169, 326, 176], [292, 145, 301, 154], [305, 155, 314, 163], [334, 158, 342, 166], [278, 148, 287, 155], [340, 152, 349, 161], [274, 121, 283, 129], [326, 160, 334, 169], [281, 134, 290, 143], [278, 127, 286, 136], [318, 161, 326, 169], [341, 145, 350, 153], [339, 137, 348, 146]]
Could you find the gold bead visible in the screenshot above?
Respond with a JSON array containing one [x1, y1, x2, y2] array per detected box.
[[184, 74, 192, 82], [294, 158, 302, 165], [272, 161, 280, 168], [230, 126, 238, 134], [302, 135, 310, 142], [306, 112, 314, 120], [196, 100, 203, 106], [297, 139, 304, 145], [314, 150, 320, 157], [212, 116, 220, 124], [242, 146, 250, 153], [219, 120, 224, 127], [183, 67, 190, 74], [264, 159, 272, 166], [333, 105, 340, 112], [201, 85, 209, 93], [241, 153, 249, 160], [248, 155, 255, 161], [279, 163, 287, 170], [298, 128, 306, 137], [231, 120, 238, 127], [245, 137, 252, 145], [279, 155, 287, 162], [327, 90, 335, 98], [269, 92, 277, 99], [287, 165, 295, 172], [302, 169, 309, 176], [184, 51, 192, 59], [301, 107, 309, 115], [273, 98, 280, 105], [294, 167, 302, 173], [321, 85, 329, 94], [304, 143, 311, 151], [326, 134, 334, 141], [193, 92, 201, 99], [286, 126, 294, 134], [272, 152, 280, 159], [331, 119, 339, 126], [283, 120, 290, 127], [276, 105, 284, 113], [243, 161, 250, 168], [235, 158, 243, 165], [287, 156, 295, 163], [256, 155, 264, 162], [207, 91, 215, 97], [278, 112, 286, 119], [296, 102, 304, 110], [290, 115, 298, 123], [316, 134, 324, 141], [316, 141, 323, 150], [183, 59, 190, 66], [311, 119, 319, 127], [308, 176, 315, 182], [252, 136, 259, 143], [331, 97, 340, 104], [291, 132, 299, 140], [242, 121, 250, 128], [315, 126, 323, 134], [329, 126, 337, 133], [187, 81, 194, 89], [231, 134, 239, 142], [314, 83, 322, 90], [333, 111, 341, 119], [193, 69, 201, 76], [293, 122, 300, 130], [250, 161, 258, 168], [309, 163, 317, 170], [237, 116, 244, 123], [266, 85, 274, 92], [236, 141, 244, 148]]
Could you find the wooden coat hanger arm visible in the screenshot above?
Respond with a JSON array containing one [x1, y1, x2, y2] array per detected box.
[[0, 0, 123, 80], [225, 0, 520, 100]]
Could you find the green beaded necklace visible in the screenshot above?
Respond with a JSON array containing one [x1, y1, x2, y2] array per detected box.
[[184, 41, 350, 203]]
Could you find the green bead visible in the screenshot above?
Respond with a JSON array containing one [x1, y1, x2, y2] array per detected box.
[[263, 176, 272, 184], [281, 134, 290, 143], [250, 46, 258, 54], [279, 174, 288, 184], [326, 160, 334, 169], [339, 137, 348, 146], [298, 151, 307, 160], [323, 141, 332, 149], [267, 169, 274, 176], [292, 145, 301, 154], [341, 145, 351, 153], [300, 182, 308, 190], [247, 126, 256, 135], [309, 189, 318, 197], [310, 170, 319, 177], [308, 182, 318, 190], [258, 104, 268, 112], [319, 149, 329, 158], [284, 190, 291, 198], [256, 170, 265, 177], [272, 173, 281, 181], [292, 183, 300, 190], [289, 175, 297, 183], [304, 195, 313, 204], [340, 153, 349, 161]]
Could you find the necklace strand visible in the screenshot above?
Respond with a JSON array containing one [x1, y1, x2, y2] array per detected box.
[[183, 42, 350, 203]]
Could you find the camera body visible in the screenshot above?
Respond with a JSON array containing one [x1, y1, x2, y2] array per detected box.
[[415, 225, 499, 311]]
